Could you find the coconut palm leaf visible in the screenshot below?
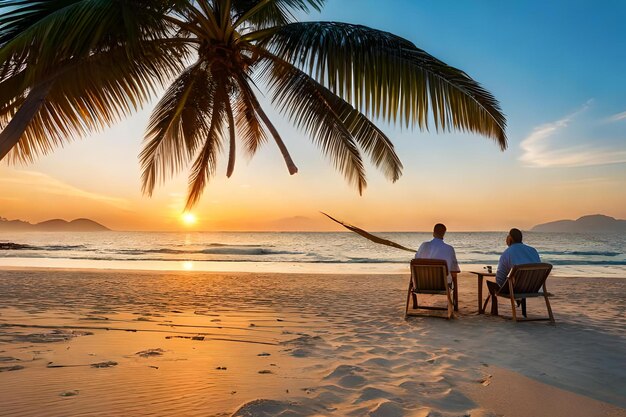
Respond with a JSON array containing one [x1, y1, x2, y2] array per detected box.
[[321, 212, 416, 253], [232, 0, 325, 29], [259, 53, 367, 193], [140, 60, 214, 196], [261, 52, 402, 183], [1, 0, 508, 208], [0, 0, 188, 161], [232, 82, 268, 157], [257, 22, 507, 149], [185, 77, 229, 209], [1, 39, 187, 162]]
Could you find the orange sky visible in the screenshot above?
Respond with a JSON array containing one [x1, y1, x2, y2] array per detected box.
[[1, 2, 625, 232]]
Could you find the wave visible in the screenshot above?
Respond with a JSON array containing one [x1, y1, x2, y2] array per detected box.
[[2, 251, 624, 266], [470, 250, 621, 257], [1, 243, 296, 257], [113, 247, 300, 256], [0, 243, 87, 251]]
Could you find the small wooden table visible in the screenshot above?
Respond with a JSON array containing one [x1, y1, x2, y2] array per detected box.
[[469, 271, 496, 314]]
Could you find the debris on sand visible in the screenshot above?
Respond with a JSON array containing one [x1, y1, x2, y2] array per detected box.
[[135, 348, 165, 358], [15, 329, 93, 344], [479, 374, 493, 386], [0, 365, 24, 372], [91, 361, 118, 368], [59, 390, 79, 397], [258, 369, 273, 374], [257, 352, 271, 357]]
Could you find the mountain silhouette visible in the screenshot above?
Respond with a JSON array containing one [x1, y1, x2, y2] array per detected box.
[[532, 214, 626, 232], [0, 217, 110, 232]]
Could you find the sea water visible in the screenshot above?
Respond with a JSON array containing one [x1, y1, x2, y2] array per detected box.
[[0, 231, 624, 277]]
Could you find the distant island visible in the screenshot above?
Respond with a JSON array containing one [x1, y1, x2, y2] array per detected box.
[[0, 217, 110, 232], [532, 214, 626, 232]]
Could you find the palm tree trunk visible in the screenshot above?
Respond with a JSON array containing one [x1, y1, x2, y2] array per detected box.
[[0, 79, 54, 161]]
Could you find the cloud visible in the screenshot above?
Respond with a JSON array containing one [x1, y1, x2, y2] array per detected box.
[[0, 170, 131, 210], [607, 111, 626, 123], [519, 104, 626, 168]]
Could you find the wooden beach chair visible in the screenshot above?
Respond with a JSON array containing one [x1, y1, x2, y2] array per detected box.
[[405, 259, 454, 319], [483, 263, 555, 323]]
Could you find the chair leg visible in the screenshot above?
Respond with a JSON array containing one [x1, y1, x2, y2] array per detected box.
[[543, 284, 555, 323], [509, 295, 517, 322], [483, 295, 491, 314], [405, 284, 412, 318], [486, 281, 499, 315], [412, 293, 418, 309], [508, 281, 517, 322], [453, 276, 459, 312], [521, 299, 527, 318], [446, 288, 454, 319]]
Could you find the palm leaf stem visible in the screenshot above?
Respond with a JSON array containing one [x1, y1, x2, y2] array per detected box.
[[225, 96, 236, 177], [0, 78, 53, 160], [234, 72, 297, 174]]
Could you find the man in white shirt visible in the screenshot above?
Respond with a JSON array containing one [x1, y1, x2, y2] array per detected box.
[[415, 223, 461, 286]]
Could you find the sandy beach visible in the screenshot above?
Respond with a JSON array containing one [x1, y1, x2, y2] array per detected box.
[[0, 268, 624, 417]]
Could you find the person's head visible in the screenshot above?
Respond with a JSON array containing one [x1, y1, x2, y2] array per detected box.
[[433, 223, 447, 239], [506, 228, 523, 246]]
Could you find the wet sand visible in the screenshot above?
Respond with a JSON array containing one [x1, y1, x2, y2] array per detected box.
[[0, 268, 624, 416]]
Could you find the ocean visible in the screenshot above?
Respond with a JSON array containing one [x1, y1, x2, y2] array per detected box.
[[0, 231, 624, 277]]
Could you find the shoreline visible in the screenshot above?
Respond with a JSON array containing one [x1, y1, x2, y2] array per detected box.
[[0, 262, 623, 278]]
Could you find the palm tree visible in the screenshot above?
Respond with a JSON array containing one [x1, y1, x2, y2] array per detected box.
[[0, 0, 506, 209]]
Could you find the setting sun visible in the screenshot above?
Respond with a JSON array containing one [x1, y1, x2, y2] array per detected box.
[[181, 213, 197, 226]]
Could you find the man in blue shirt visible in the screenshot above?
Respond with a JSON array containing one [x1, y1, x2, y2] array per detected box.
[[487, 228, 540, 316]]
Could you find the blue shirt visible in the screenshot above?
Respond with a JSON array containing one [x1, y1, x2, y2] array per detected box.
[[496, 243, 541, 286], [415, 238, 460, 283]]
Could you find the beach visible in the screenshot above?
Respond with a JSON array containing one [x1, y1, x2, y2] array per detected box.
[[0, 268, 624, 417]]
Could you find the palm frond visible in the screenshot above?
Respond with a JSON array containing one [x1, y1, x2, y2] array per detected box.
[[232, 83, 268, 157], [185, 80, 228, 209], [262, 51, 402, 183], [259, 21, 507, 149], [232, 0, 324, 29], [321, 212, 416, 253], [140, 60, 214, 196], [234, 72, 298, 175], [0, 0, 174, 76], [2, 39, 188, 163], [259, 53, 368, 193]]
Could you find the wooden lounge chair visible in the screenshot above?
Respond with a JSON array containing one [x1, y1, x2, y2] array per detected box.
[[405, 259, 454, 319], [483, 263, 554, 323]]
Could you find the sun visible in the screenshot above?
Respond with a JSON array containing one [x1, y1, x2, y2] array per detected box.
[[181, 212, 197, 226]]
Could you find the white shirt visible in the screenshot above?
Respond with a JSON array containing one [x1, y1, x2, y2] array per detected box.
[[415, 238, 461, 284]]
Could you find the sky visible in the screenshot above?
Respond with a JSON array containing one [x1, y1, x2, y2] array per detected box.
[[1, 0, 625, 232]]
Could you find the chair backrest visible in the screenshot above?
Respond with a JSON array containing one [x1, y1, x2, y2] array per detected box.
[[507, 263, 553, 294], [410, 258, 448, 292]]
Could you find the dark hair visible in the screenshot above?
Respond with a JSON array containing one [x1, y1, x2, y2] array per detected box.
[[509, 228, 523, 243], [434, 223, 447, 237]]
